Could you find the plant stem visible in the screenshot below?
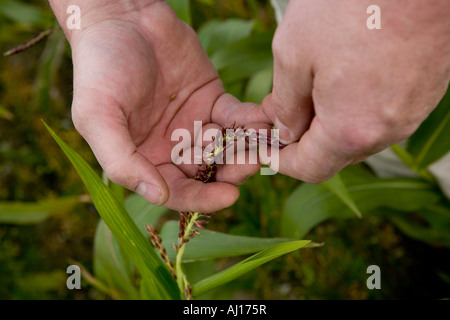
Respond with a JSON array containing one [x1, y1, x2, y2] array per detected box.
[[176, 211, 200, 296], [390, 144, 436, 183]]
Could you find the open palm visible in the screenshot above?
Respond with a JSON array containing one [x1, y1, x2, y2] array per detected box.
[[69, 3, 269, 212]]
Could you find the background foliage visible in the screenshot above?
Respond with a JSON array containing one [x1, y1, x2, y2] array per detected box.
[[1, 0, 449, 300]]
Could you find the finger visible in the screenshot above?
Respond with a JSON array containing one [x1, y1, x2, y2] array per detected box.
[[215, 155, 262, 186], [211, 94, 272, 127], [175, 123, 264, 184], [72, 98, 169, 206], [157, 163, 240, 213], [277, 118, 352, 183], [214, 122, 273, 184], [196, 122, 272, 185], [265, 8, 315, 143]]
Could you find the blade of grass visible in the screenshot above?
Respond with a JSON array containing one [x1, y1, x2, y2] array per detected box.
[[407, 89, 450, 170], [160, 220, 297, 262], [192, 240, 311, 297], [43, 121, 179, 300], [282, 166, 442, 239], [93, 193, 168, 299], [93, 219, 140, 299], [323, 172, 362, 218], [0, 196, 80, 224]]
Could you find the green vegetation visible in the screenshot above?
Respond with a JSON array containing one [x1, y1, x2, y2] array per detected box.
[[1, 0, 449, 300]]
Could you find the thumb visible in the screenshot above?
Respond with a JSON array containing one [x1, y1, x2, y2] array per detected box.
[[72, 99, 169, 206], [264, 10, 315, 143], [265, 57, 314, 143]]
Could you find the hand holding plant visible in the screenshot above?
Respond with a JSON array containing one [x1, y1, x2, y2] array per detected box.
[[263, 0, 450, 183], [48, 0, 271, 212]]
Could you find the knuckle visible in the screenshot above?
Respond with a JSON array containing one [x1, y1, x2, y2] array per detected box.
[[338, 123, 387, 154], [272, 32, 295, 70], [271, 33, 284, 58]]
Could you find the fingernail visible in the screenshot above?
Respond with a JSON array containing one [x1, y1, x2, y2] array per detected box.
[[274, 117, 293, 144], [135, 182, 162, 205]]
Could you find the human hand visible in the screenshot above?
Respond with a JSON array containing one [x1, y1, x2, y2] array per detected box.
[[263, 0, 450, 183], [49, 0, 269, 212]]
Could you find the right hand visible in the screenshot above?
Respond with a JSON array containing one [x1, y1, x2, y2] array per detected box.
[[263, 0, 450, 183]]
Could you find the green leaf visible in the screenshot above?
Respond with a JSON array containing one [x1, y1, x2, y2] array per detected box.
[[389, 212, 450, 247], [282, 166, 442, 239], [383, 203, 450, 247], [93, 220, 140, 300], [160, 221, 295, 262], [192, 240, 311, 297], [44, 122, 179, 300], [165, 0, 191, 26], [34, 28, 68, 114], [211, 31, 274, 84], [244, 66, 273, 104], [125, 193, 168, 237], [0, 196, 79, 224], [198, 19, 254, 56], [322, 172, 362, 218], [105, 176, 125, 206], [407, 88, 450, 170], [390, 144, 435, 182], [93, 193, 168, 299]]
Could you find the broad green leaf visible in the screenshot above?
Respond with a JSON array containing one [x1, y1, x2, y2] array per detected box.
[[197, 20, 221, 52], [93, 193, 168, 299], [44, 122, 179, 300], [0, 196, 79, 224], [244, 66, 273, 104], [125, 193, 168, 237], [160, 221, 294, 262], [390, 144, 435, 182], [93, 220, 139, 300], [93, 178, 131, 300], [104, 176, 125, 206], [407, 88, 450, 170], [282, 166, 442, 239], [382, 203, 450, 247], [192, 240, 310, 297], [323, 172, 362, 218], [198, 19, 254, 56], [211, 31, 274, 84], [165, 0, 191, 26], [184, 260, 244, 300]]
